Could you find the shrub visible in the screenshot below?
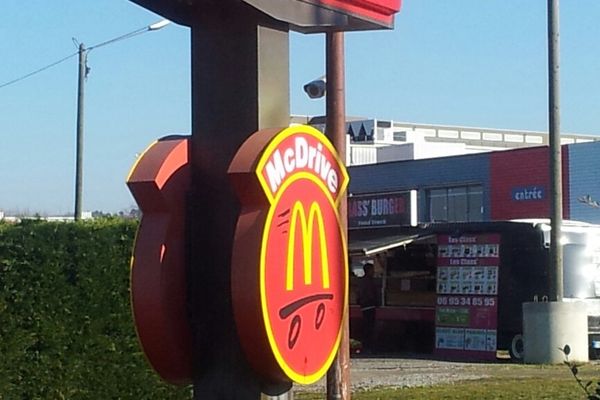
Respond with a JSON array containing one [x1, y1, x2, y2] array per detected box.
[[0, 219, 191, 399]]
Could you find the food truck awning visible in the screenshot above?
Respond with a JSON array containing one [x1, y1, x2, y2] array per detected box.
[[348, 231, 435, 256]]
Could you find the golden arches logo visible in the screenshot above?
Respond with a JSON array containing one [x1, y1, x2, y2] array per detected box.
[[286, 201, 330, 291]]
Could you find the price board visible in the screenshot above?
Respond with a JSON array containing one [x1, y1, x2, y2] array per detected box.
[[434, 233, 500, 360]]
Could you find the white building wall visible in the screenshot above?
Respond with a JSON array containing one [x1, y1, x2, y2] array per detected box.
[[348, 146, 378, 165], [347, 141, 494, 165], [412, 141, 470, 159], [291, 115, 600, 166], [377, 144, 414, 162]]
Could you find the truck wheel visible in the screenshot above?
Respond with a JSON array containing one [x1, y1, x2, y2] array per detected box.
[[510, 334, 524, 361]]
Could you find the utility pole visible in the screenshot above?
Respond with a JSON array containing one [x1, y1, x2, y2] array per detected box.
[[73, 20, 169, 221], [548, 0, 563, 301], [326, 30, 350, 400], [74, 42, 87, 221]]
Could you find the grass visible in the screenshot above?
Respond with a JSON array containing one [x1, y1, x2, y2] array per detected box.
[[294, 363, 600, 399], [296, 378, 589, 399]]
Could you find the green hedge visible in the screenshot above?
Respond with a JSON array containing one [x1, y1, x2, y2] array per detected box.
[[0, 219, 191, 399]]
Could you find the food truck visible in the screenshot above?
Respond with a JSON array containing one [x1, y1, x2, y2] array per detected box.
[[348, 220, 600, 360]]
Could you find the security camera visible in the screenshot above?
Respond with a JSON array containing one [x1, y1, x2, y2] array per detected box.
[[303, 76, 326, 99]]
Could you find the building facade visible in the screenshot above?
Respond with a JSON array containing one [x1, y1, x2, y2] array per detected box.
[[348, 141, 600, 225], [292, 116, 600, 167]]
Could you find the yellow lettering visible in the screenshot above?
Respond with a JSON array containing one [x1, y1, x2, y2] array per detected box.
[[286, 201, 330, 291]]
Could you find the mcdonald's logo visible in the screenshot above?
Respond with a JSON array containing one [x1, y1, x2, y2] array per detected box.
[[230, 125, 349, 386], [286, 201, 330, 291]]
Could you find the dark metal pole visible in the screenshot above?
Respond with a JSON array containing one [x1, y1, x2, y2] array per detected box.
[[74, 43, 87, 221], [188, 6, 291, 399], [548, 0, 563, 301], [325, 30, 350, 400]]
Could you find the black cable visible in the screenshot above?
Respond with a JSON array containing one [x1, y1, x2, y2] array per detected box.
[[0, 52, 78, 89], [0, 22, 158, 90]]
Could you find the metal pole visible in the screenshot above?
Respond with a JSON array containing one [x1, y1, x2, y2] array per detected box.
[[74, 43, 87, 221], [325, 30, 350, 400], [548, 0, 563, 301], [189, 7, 290, 399]]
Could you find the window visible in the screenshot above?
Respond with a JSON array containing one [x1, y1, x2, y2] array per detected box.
[[426, 185, 483, 222], [467, 187, 483, 221], [393, 131, 407, 142], [448, 187, 467, 221], [429, 189, 447, 222]]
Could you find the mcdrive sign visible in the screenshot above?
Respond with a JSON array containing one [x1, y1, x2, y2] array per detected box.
[[229, 125, 349, 384]]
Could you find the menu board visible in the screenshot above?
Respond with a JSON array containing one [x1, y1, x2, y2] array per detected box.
[[434, 233, 500, 360]]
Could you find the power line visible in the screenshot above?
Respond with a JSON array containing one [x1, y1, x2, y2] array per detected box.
[[0, 20, 169, 91], [0, 52, 78, 90]]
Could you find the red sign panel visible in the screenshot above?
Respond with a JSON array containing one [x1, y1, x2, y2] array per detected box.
[[434, 234, 500, 361], [229, 126, 349, 384], [132, 0, 401, 31], [126, 137, 193, 385], [242, 0, 401, 30], [490, 147, 570, 220], [308, 0, 401, 26]]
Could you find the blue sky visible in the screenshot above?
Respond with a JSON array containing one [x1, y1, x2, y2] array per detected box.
[[1, 1, 599, 215]]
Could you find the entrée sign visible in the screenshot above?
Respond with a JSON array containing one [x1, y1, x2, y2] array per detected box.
[[229, 125, 349, 385]]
